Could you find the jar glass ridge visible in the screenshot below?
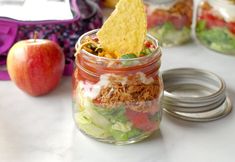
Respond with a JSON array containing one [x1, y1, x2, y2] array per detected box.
[[72, 29, 163, 144]]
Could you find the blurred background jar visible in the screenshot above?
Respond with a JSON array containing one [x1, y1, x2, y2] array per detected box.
[[145, 0, 193, 47], [100, 0, 118, 8], [196, 0, 235, 56]]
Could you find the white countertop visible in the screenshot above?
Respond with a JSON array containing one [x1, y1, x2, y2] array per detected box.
[[1, 1, 235, 162], [1, 38, 235, 162]]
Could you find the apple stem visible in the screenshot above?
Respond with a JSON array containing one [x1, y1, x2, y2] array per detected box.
[[33, 31, 38, 42]]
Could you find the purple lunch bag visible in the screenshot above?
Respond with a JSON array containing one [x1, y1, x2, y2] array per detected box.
[[0, 0, 103, 80]]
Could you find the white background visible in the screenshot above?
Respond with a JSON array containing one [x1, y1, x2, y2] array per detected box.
[[0, 0, 73, 20]]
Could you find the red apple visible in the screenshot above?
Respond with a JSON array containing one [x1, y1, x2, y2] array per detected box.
[[7, 39, 65, 96]]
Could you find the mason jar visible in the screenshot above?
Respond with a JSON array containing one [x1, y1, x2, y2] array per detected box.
[[145, 0, 193, 47], [196, 0, 235, 55], [72, 29, 163, 144]]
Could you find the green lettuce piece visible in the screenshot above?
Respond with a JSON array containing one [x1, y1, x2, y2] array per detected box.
[[110, 121, 142, 141], [149, 22, 191, 46], [199, 28, 230, 43], [85, 106, 111, 129], [110, 129, 129, 141], [74, 98, 113, 139], [76, 99, 143, 141], [127, 128, 142, 138], [196, 20, 206, 33], [111, 108, 128, 123], [110, 127, 142, 141], [93, 105, 128, 123], [120, 54, 139, 66], [83, 99, 128, 124], [111, 122, 132, 132], [140, 47, 152, 56], [75, 112, 111, 139]]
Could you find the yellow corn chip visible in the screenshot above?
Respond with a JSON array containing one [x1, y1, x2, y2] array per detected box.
[[97, 0, 146, 57]]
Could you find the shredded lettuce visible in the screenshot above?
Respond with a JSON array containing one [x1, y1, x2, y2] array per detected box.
[[93, 105, 128, 123], [75, 111, 111, 139], [111, 122, 132, 132], [75, 98, 145, 141], [196, 20, 235, 54], [110, 129, 129, 141], [110, 127, 141, 141], [85, 106, 111, 129]]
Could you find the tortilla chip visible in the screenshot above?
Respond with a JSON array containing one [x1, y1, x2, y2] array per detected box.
[[97, 0, 147, 58]]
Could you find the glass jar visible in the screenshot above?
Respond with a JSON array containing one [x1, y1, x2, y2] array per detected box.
[[196, 0, 235, 55], [72, 29, 163, 145], [145, 0, 193, 47]]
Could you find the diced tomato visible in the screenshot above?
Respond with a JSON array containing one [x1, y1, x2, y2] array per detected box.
[[228, 22, 235, 35], [147, 10, 169, 28], [126, 109, 157, 132], [147, 15, 164, 28], [208, 18, 225, 28], [169, 15, 188, 29], [144, 41, 153, 48], [200, 11, 226, 28]]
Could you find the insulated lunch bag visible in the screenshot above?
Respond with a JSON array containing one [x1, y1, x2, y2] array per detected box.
[[0, 0, 103, 80]]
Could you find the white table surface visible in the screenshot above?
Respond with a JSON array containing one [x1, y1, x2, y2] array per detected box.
[[1, 2, 235, 162]]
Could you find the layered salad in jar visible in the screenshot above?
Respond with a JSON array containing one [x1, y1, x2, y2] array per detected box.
[[145, 0, 193, 46], [196, 0, 235, 55], [73, 32, 163, 144], [73, 0, 163, 144]]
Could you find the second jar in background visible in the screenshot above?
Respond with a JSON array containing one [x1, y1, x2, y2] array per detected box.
[[145, 0, 193, 47], [196, 0, 235, 56]]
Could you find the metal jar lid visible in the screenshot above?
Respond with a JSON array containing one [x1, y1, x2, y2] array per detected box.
[[162, 68, 232, 122]]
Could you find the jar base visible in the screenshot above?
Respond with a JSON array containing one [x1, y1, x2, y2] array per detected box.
[[77, 127, 159, 145]]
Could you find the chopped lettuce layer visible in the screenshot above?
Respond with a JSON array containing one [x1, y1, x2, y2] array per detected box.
[[75, 110, 111, 139], [93, 105, 128, 123], [148, 22, 191, 46], [74, 99, 143, 141], [110, 127, 141, 141], [196, 20, 235, 54]]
